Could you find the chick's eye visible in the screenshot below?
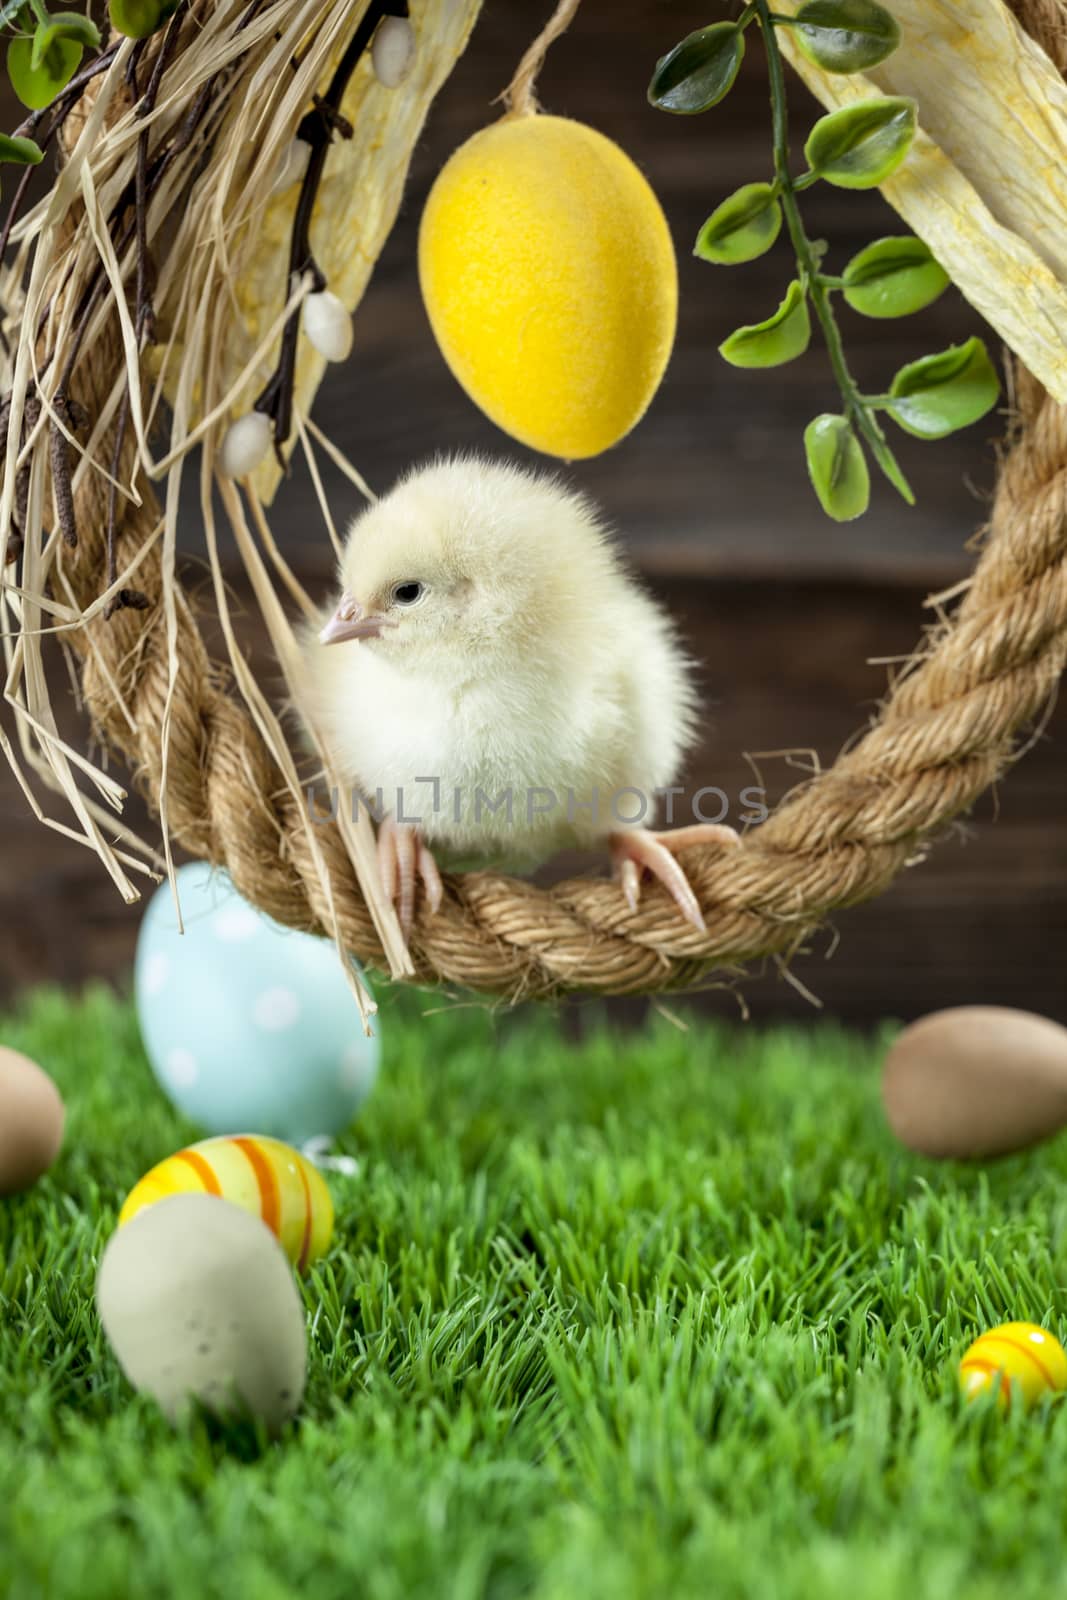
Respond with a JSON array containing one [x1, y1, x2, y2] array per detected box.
[[392, 581, 423, 606]]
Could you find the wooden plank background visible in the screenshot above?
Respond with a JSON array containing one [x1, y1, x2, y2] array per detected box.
[[1, 1, 1063, 1027]]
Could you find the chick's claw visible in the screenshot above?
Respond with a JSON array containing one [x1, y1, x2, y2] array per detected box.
[[610, 823, 741, 933], [376, 815, 444, 938]]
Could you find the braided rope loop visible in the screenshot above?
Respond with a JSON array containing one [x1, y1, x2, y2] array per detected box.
[[52, 2, 1067, 1001]]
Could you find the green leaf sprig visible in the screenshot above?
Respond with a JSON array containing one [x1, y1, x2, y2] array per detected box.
[[5, 2, 100, 115], [649, 0, 1000, 522], [0, 0, 178, 192]]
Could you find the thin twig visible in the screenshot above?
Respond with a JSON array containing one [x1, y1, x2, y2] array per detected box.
[[49, 393, 85, 548], [102, 386, 151, 618], [105, 392, 130, 578], [12, 392, 41, 550], [254, 0, 409, 464], [46, 39, 220, 393], [0, 397, 20, 565], [133, 1, 191, 344], [754, 0, 915, 505], [134, 129, 155, 342], [0, 164, 36, 267], [125, 36, 146, 95]]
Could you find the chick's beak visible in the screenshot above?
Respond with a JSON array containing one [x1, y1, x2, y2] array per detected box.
[[319, 591, 391, 645]]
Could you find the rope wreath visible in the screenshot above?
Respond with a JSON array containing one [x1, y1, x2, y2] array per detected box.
[[50, 0, 1067, 1002]]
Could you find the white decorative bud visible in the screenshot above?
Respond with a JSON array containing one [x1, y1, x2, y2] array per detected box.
[[270, 136, 312, 197], [218, 411, 272, 478], [371, 16, 415, 88], [302, 290, 353, 363]]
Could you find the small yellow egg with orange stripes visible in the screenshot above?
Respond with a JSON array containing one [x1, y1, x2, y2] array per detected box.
[[118, 1135, 333, 1271], [958, 1321, 1067, 1410]]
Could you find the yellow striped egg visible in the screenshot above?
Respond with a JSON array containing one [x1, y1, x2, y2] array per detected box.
[[118, 1135, 333, 1271], [959, 1321, 1067, 1410]]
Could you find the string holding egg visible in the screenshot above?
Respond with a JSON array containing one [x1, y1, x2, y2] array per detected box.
[[119, 1134, 334, 1271], [134, 861, 379, 1144]]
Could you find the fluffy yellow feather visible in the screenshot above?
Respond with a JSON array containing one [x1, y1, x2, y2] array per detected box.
[[299, 456, 738, 935]]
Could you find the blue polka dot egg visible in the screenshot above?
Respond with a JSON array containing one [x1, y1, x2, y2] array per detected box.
[[135, 862, 379, 1142]]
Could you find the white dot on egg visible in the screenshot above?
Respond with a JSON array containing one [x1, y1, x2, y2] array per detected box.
[[253, 987, 301, 1031], [212, 904, 261, 943], [166, 1047, 200, 1088], [142, 951, 170, 996]]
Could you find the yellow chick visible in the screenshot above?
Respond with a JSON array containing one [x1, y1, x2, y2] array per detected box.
[[301, 456, 738, 935]]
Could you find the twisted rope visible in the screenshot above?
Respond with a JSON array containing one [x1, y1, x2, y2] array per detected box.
[[499, 0, 582, 117], [55, 2, 1067, 1001]]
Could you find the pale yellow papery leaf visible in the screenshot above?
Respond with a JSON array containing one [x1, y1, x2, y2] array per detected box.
[[205, 0, 481, 504], [775, 0, 1067, 401]]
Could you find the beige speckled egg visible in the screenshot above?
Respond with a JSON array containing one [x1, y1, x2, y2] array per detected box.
[[882, 1006, 1067, 1159], [96, 1193, 307, 1429], [0, 1046, 64, 1195]]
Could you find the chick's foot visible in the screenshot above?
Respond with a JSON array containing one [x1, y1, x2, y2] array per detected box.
[[609, 824, 741, 933], [376, 814, 444, 938]]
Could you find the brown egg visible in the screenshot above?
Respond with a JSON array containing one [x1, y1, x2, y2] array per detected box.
[[0, 1046, 65, 1194], [882, 1006, 1067, 1159]]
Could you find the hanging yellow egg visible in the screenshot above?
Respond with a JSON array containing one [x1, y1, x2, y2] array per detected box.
[[118, 1135, 334, 1271], [418, 114, 677, 460], [958, 1321, 1067, 1410]]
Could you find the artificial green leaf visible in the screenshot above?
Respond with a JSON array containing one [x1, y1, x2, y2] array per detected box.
[[31, 13, 100, 68], [842, 235, 950, 317], [804, 414, 870, 520], [695, 182, 782, 265], [887, 337, 1000, 438], [793, 0, 900, 73], [719, 279, 811, 368], [648, 22, 744, 114], [866, 430, 915, 502], [108, 0, 179, 40], [804, 96, 916, 189], [0, 130, 42, 164], [7, 32, 82, 109]]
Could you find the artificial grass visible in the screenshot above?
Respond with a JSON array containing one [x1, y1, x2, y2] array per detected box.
[[2, 984, 1067, 1600]]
